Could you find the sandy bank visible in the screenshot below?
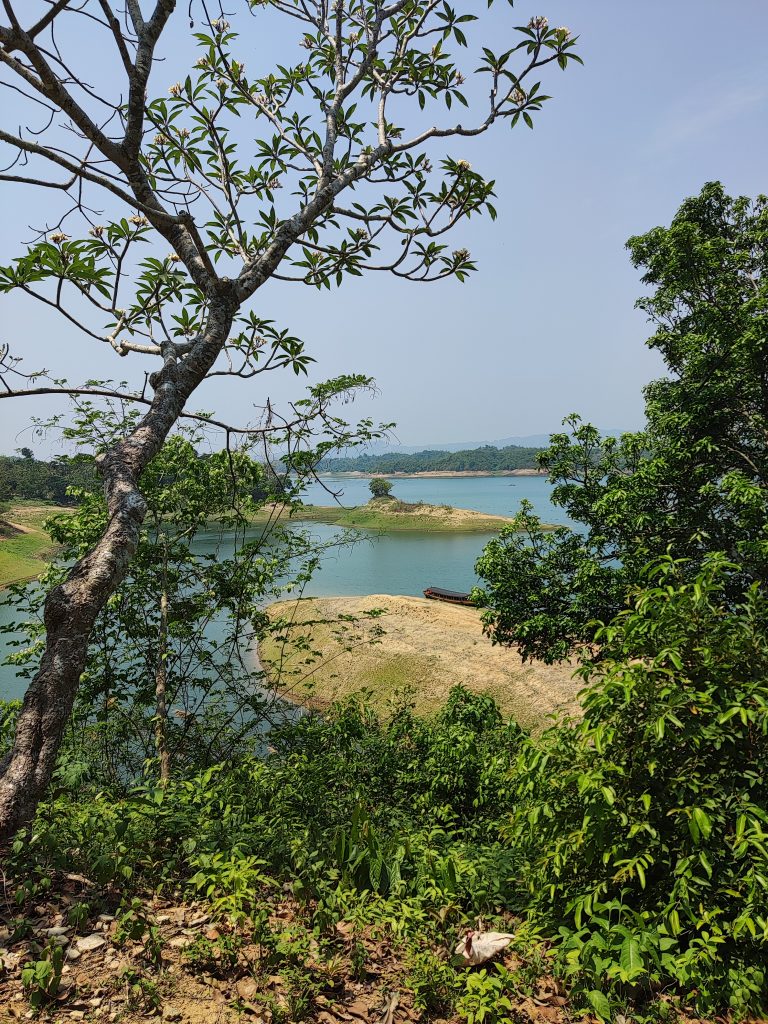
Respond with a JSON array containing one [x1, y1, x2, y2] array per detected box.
[[261, 594, 581, 729]]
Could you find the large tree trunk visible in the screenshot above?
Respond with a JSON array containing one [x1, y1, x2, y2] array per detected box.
[[0, 299, 235, 839]]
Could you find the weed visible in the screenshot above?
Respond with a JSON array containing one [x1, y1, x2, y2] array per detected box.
[[118, 966, 162, 1013], [181, 932, 243, 975], [21, 942, 64, 1008], [115, 898, 164, 964], [67, 901, 91, 933], [407, 946, 460, 1015]]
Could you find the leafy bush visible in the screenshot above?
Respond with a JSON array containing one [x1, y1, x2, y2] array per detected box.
[[368, 477, 393, 499], [8, 687, 522, 919], [506, 555, 768, 1015]]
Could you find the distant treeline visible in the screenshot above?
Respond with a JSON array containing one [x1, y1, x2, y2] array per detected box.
[[0, 451, 98, 505], [0, 450, 284, 506], [318, 444, 544, 474]]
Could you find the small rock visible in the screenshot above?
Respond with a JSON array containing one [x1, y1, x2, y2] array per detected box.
[[236, 978, 259, 1001], [97, 914, 115, 923], [66, 947, 82, 962], [162, 1008, 182, 1021], [69, 1013, 85, 1021], [76, 933, 107, 953]]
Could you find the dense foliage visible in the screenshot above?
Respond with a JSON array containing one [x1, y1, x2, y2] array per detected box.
[[3, 688, 536, 1019], [0, 450, 284, 508], [0, 452, 98, 506], [475, 183, 768, 663], [319, 445, 543, 474], [368, 478, 394, 499], [508, 555, 768, 1016]]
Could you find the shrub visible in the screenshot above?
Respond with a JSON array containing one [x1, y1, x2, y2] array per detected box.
[[368, 478, 393, 499], [507, 555, 768, 1016]]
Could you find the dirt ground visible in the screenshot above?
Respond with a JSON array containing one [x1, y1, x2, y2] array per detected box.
[[262, 595, 582, 729]]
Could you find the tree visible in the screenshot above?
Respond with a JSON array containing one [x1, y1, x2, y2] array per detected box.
[[475, 183, 768, 662], [0, 2, 580, 835], [3, 412, 330, 787], [369, 477, 393, 499]]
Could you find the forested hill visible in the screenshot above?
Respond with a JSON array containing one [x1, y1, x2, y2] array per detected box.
[[0, 451, 98, 505], [318, 444, 544, 473]]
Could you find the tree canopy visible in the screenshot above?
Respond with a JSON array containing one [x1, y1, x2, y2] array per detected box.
[[320, 444, 543, 473], [368, 476, 393, 498], [475, 183, 768, 662]]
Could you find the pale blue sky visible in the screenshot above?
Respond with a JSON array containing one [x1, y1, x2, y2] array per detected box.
[[1, 1, 767, 455]]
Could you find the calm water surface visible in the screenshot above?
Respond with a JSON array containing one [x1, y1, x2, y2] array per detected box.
[[0, 476, 566, 699]]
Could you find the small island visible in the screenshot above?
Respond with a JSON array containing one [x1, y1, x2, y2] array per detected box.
[[252, 495, 545, 533], [248, 476, 556, 533]]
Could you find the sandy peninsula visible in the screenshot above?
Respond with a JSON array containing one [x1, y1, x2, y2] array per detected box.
[[260, 594, 581, 730]]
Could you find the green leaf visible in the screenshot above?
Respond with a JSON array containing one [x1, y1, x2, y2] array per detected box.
[[692, 807, 712, 841], [620, 936, 645, 980], [586, 990, 611, 1021]]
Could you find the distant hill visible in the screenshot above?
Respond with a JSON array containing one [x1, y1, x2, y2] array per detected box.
[[318, 444, 543, 474]]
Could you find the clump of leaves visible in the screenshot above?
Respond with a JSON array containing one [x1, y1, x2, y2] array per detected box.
[[115, 898, 164, 965], [507, 554, 768, 1016], [21, 942, 64, 1008], [181, 932, 243, 975]]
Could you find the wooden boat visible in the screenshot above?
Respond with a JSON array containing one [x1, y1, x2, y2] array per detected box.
[[423, 587, 475, 606]]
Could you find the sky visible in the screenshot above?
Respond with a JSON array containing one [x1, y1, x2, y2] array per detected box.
[[1, 0, 767, 456]]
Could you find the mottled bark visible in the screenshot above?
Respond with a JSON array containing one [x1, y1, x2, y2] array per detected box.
[[0, 296, 235, 839]]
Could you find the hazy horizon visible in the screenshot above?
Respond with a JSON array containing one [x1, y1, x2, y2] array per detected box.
[[2, 1, 767, 457]]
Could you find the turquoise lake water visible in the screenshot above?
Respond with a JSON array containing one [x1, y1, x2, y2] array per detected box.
[[0, 475, 566, 700]]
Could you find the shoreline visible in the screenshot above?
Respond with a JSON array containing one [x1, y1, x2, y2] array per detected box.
[[318, 468, 546, 478], [0, 495, 551, 590], [0, 502, 69, 590]]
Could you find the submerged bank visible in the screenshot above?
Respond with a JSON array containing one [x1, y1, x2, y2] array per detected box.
[[260, 594, 581, 729]]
